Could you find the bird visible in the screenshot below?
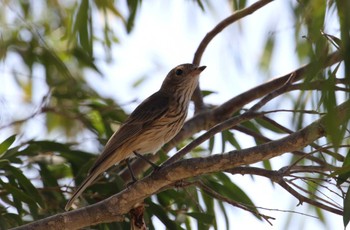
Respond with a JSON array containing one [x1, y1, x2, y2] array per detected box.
[[65, 63, 206, 210]]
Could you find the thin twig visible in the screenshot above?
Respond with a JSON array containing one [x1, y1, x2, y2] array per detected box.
[[299, 178, 342, 208], [165, 73, 296, 165], [259, 116, 345, 162], [210, 51, 342, 124], [225, 166, 343, 215], [191, 0, 275, 112], [192, 0, 274, 65], [232, 125, 328, 166], [0, 89, 52, 129], [249, 73, 296, 112], [261, 109, 326, 115], [285, 179, 341, 210], [163, 111, 263, 166], [197, 180, 275, 225], [278, 179, 342, 215]]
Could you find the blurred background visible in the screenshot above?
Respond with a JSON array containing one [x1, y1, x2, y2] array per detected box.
[[0, 0, 347, 229]]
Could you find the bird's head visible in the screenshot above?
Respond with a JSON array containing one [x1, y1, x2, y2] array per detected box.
[[160, 63, 206, 94]]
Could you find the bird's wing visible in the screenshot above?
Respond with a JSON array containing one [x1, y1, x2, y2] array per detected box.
[[65, 91, 169, 210], [88, 91, 170, 173]]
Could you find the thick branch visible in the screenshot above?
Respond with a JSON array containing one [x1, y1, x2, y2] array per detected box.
[[173, 51, 343, 150], [14, 99, 350, 230]]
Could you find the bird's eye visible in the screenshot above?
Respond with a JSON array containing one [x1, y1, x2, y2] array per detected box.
[[175, 69, 183, 76]]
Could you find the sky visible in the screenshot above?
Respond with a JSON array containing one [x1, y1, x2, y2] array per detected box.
[[0, 0, 345, 229]]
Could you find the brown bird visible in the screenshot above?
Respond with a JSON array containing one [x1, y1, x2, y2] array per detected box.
[[65, 63, 206, 210]]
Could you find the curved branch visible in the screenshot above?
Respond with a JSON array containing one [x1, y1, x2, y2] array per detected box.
[[192, 0, 274, 65], [191, 0, 275, 111]]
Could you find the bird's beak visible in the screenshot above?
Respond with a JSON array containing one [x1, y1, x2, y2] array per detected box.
[[197, 66, 206, 72], [194, 65, 206, 74]]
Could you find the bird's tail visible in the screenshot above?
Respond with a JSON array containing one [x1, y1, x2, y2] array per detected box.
[[65, 170, 101, 211]]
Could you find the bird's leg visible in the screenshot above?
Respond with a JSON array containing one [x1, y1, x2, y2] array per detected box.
[[133, 151, 161, 171], [127, 158, 138, 182]]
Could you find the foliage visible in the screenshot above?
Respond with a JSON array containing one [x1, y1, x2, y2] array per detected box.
[[0, 0, 349, 229]]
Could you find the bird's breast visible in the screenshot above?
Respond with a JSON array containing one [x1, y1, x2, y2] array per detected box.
[[130, 109, 188, 155]]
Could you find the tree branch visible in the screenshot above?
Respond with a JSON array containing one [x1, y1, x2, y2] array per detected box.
[[173, 51, 343, 152], [14, 99, 350, 230], [120, 50, 343, 184], [191, 0, 275, 112], [197, 181, 275, 225], [226, 166, 343, 215], [232, 125, 329, 166]]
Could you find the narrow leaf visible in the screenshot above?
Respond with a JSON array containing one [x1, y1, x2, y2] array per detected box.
[[343, 187, 350, 227], [185, 212, 214, 225], [0, 135, 16, 156], [6, 165, 44, 207]]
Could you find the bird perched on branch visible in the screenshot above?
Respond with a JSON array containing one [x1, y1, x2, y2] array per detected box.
[[65, 63, 206, 210]]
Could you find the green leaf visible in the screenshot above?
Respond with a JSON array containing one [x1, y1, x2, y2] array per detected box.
[[322, 32, 342, 50], [72, 0, 93, 56], [6, 165, 44, 207], [262, 159, 272, 171], [0, 159, 10, 167], [0, 145, 23, 163], [38, 163, 66, 206], [0, 212, 23, 229], [225, 130, 241, 150], [208, 136, 215, 154], [72, 47, 100, 73], [185, 212, 214, 225], [332, 149, 350, 185], [87, 110, 106, 136], [221, 130, 241, 153], [207, 173, 260, 220], [221, 131, 226, 153], [217, 201, 229, 229], [200, 189, 216, 230], [0, 178, 38, 209], [147, 200, 183, 230], [259, 34, 275, 73], [126, 0, 139, 33], [232, 0, 247, 10], [201, 90, 217, 97], [195, 0, 205, 11], [0, 135, 16, 156], [343, 186, 350, 227], [322, 75, 344, 148], [254, 118, 286, 134], [132, 75, 147, 88]]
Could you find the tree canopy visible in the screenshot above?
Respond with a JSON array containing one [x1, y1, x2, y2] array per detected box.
[[0, 0, 350, 229]]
